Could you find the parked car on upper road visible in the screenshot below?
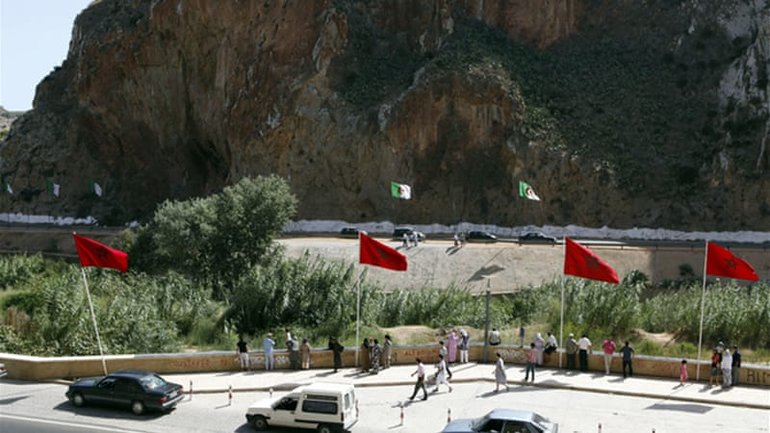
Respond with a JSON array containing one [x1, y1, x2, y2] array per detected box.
[[465, 231, 498, 243], [518, 232, 558, 244], [66, 370, 184, 415], [392, 226, 426, 242], [441, 408, 558, 433], [339, 227, 360, 238]]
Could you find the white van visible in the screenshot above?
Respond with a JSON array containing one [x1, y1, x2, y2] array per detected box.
[[246, 383, 357, 433]]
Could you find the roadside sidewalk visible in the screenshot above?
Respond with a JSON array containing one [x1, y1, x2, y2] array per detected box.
[[162, 363, 769, 410]]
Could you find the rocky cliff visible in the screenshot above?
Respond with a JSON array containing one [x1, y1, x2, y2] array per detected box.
[[1, 0, 768, 229]]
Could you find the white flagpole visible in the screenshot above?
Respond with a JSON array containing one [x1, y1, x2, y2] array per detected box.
[[696, 241, 709, 381], [355, 273, 361, 369], [559, 274, 565, 369], [80, 268, 108, 375]]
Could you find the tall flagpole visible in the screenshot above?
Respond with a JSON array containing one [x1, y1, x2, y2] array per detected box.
[[559, 237, 565, 369], [355, 273, 361, 369], [696, 241, 709, 381], [80, 268, 108, 375]]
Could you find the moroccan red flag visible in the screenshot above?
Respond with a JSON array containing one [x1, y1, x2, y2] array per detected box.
[[706, 241, 758, 281], [359, 232, 407, 271], [563, 237, 619, 284], [73, 233, 129, 273]]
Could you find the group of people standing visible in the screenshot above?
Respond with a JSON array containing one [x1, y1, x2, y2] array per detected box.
[[359, 335, 394, 374], [708, 342, 742, 387], [235, 330, 314, 371]]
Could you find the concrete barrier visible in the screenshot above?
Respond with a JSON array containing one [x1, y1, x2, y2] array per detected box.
[[1, 345, 768, 387]]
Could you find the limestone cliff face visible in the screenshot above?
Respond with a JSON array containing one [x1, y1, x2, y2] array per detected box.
[[0, 0, 768, 230]]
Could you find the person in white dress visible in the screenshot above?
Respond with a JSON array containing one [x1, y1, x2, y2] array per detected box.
[[493, 352, 509, 392], [432, 354, 453, 393]]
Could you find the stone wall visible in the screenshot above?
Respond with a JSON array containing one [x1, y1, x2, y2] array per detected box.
[[2, 345, 768, 387]]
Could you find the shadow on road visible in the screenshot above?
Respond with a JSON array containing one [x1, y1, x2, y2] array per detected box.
[[52, 401, 164, 421], [644, 402, 714, 414]]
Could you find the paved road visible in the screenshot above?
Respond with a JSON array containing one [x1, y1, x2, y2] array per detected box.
[[1, 378, 767, 433]]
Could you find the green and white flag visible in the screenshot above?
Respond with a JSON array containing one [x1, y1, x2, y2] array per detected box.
[[390, 181, 412, 200], [90, 181, 103, 197], [519, 181, 540, 201], [2, 177, 12, 194], [46, 179, 61, 198]]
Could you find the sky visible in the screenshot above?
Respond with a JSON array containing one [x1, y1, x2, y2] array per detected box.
[[1, 0, 92, 111]]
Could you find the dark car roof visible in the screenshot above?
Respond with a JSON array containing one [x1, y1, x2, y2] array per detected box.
[[107, 370, 157, 380]]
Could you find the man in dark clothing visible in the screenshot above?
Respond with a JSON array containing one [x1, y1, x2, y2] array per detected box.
[[236, 335, 249, 371], [731, 345, 741, 386], [329, 337, 344, 373], [620, 341, 635, 378], [565, 333, 578, 370]]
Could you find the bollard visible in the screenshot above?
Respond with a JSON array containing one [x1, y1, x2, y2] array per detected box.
[[269, 387, 273, 398], [189, 380, 193, 401], [399, 402, 404, 426], [228, 385, 233, 406], [447, 408, 451, 423], [598, 423, 602, 433], [356, 399, 359, 418]]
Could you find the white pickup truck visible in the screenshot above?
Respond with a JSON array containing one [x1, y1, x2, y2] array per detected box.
[[245, 383, 357, 433]]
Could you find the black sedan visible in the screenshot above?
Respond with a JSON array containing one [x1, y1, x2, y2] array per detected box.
[[518, 232, 558, 244], [466, 231, 498, 243], [66, 370, 184, 415], [442, 409, 558, 433]]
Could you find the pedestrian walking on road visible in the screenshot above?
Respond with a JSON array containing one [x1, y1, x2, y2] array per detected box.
[[620, 341, 634, 378], [263, 333, 275, 370], [534, 333, 545, 365], [602, 338, 616, 374], [300, 338, 311, 370], [578, 334, 591, 372], [731, 346, 741, 386], [383, 334, 393, 369], [525, 343, 537, 382], [361, 337, 371, 373], [236, 335, 250, 371], [329, 337, 344, 373], [438, 341, 452, 379], [679, 359, 688, 385], [494, 352, 510, 392], [447, 330, 458, 364], [721, 349, 733, 387], [402, 233, 409, 248], [518, 324, 526, 348], [408, 358, 428, 401], [459, 329, 470, 363], [566, 333, 578, 370], [432, 354, 453, 393]]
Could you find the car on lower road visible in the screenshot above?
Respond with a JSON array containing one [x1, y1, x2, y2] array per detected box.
[[441, 409, 558, 433], [66, 370, 184, 415]]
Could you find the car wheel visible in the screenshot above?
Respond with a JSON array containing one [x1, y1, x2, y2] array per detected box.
[[252, 415, 268, 431], [316, 424, 337, 433], [131, 400, 145, 415], [71, 393, 85, 407]]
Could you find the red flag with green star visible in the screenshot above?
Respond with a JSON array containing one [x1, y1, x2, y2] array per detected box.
[[706, 241, 758, 281], [359, 232, 407, 271], [563, 237, 619, 284]]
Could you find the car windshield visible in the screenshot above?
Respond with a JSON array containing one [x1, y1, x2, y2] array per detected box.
[[138, 374, 167, 390]]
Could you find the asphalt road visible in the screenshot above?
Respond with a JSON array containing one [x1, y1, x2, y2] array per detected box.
[[1, 379, 767, 433]]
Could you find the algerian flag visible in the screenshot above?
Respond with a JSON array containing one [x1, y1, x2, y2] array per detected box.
[[519, 181, 540, 201], [91, 181, 103, 197], [390, 181, 412, 200], [2, 178, 11, 194], [46, 179, 61, 198]]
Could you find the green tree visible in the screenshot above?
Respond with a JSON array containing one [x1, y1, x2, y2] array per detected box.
[[131, 175, 297, 297]]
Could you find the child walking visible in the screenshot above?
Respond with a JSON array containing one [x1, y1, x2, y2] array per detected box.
[[680, 359, 688, 385]]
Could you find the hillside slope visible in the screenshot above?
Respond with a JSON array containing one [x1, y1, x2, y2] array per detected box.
[[0, 0, 768, 229]]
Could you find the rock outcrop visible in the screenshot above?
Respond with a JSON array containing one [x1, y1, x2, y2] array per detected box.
[[0, 0, 768, 230]]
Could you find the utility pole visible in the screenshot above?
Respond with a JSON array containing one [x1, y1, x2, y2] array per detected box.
[[483, 282, 491, 364]]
